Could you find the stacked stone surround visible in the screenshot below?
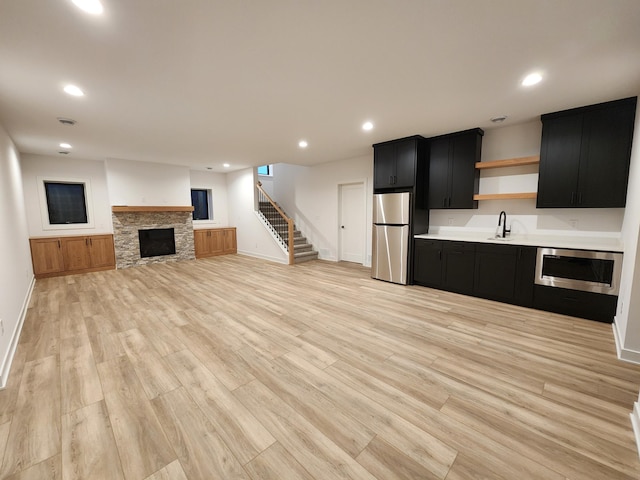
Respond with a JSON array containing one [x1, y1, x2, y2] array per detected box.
[[112, 211, 195, 269]]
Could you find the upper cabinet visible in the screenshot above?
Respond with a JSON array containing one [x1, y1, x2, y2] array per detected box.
[[373, 136, 426, 190], [428, 128, 483, 209], [537, 97, 637, 208]]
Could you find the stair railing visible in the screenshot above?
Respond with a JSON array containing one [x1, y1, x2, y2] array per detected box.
[[256, 182, 295, 265]]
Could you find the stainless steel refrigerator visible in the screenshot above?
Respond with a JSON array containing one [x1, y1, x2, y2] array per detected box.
[[372, 192, 410, 284]]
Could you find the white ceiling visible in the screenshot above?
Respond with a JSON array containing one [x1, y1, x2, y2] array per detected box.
[[1, 1, 639, 173]]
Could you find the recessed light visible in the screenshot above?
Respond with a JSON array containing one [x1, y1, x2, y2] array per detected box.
[[58, 151, 69, 155], [71, 0, 104, 15], [522, 72, 543, 87], [490, 116, 507, 123], [64, 84, 84, 96], [362, 121, 374, 131], [223, 163, 230, 168], [206, 167, 213, 170], [298, 140, 308, 148], [57, 117, 77, 126], [59, 143, 72, 148]]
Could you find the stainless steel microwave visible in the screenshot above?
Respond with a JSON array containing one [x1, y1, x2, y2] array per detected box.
[[535, 247, 623, 296]]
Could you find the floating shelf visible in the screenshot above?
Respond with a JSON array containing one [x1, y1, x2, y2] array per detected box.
[[473, 192, 537, 201], [111, 206, 194, 213], [475, 155, 540, 169]]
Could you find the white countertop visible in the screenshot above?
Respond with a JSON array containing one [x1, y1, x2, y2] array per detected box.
[[414, 229, 624, 252]]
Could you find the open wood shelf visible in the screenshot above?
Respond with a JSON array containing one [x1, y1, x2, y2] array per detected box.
[[475, 155, 540, 169], [111, 206, 194, 213], [473, 192, 537, 201]]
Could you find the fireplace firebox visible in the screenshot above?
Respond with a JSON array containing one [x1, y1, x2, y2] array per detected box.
[[138, 228, 176, 258]]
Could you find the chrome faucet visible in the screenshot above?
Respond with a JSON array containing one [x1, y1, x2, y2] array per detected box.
[[497, 211, 510, 238]]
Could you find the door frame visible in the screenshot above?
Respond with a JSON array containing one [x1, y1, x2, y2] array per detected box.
[[337, 180, 368, 265]]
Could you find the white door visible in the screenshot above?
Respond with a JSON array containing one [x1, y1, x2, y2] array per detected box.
[[339, 182, 366, 263]]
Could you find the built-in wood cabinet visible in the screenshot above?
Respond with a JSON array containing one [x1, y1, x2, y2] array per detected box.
[[537, 97, 637, 208], [30, 238, 65, 276], [428, 128, 483, 209], [194, 227, 237, 259], [30, 234, 115, 278]]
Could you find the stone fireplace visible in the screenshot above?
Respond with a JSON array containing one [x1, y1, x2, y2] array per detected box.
[[111, 206, 195, 269]]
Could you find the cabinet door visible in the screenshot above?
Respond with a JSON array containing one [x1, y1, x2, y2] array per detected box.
[[223, 228, 237, 253], [428, 138, 450, 208], [449, 133, 480, 209], [413, 239, 442, 287], [442, 242, 475, 294], [194, 230, 210, 257], [393, 140, 417, 188], [210, 230, 225, 255], [578, 103, 635, 207], [373, 143, 396, 189], [537, 114, 583, 208], [473, 244, 518, 302], [30, 238, 64, 276], [61, 237, 91, 271], [88, 235, 115, 268], [514, 246, 536, 307]]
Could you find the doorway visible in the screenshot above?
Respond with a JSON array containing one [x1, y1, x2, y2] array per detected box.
[[338, 182, 366, 264]]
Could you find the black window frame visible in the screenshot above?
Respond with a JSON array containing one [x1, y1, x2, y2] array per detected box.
[[191, 188, 211, 220], [44, 181, 89, 225]]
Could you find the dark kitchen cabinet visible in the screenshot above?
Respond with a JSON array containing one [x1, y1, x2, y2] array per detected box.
[[373, 136, 425, 190], [473, 244, 536, 307], [442, 241, 475, 295], [533, 285, 618, 323], [537, 97, 636, 208], [428, 128, 483, 209], [413, 239, 443, 287]]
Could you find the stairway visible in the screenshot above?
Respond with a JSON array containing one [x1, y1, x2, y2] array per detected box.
[[258, 201, 318, 263]]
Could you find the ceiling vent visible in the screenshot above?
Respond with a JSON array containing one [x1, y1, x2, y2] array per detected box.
[[57, 117, 77, 126]]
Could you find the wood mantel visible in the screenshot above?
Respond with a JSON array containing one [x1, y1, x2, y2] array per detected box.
[[111, 205, 194, 213]]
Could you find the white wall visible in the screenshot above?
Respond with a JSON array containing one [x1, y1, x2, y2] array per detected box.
[[616, 95, 640, 361], [0, 124, 34, 387], [271, 155, 374, 264], [227, 168, 287, 263], [430, 120, 624, 237], [105, 158, 191, 206], [21, 154, 113, 237], [190, 170, 229, 228]]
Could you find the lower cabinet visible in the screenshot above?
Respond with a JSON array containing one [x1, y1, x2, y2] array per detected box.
[[30, 234, 115, 279], [442, 242, 475, 295], [473, 244, 536, 307], [533, 285, 617, 323], [414, 239, 535, 308], [413, 240, 443, 287], [413, 238, 618, 321], [194, 227, 237, 259]]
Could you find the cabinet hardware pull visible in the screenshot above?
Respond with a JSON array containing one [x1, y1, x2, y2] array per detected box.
[[578, 192, 582, 205], [389, 175, 393, 184], [86, 238, 89, 246], [90, 238, 93, 246], [570, 192, 576, 205], [58, 240, 61, 248]]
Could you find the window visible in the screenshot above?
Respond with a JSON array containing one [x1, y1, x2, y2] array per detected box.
[[257, 165, 271, 176], [191, 189, 212, 220], [44, 181, 88, 224]]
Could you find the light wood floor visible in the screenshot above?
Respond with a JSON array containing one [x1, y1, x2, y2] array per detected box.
[[1, 254, 640, 479]]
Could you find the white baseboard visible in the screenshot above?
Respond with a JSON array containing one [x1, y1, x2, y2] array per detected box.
[[237, 250, 288, 265], [612, 319, 640, 364], [631, 403, 640, 460], [0, 275, 35, 389]]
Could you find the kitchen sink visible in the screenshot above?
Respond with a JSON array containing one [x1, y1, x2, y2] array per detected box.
[[487, 236, 513, 241]]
